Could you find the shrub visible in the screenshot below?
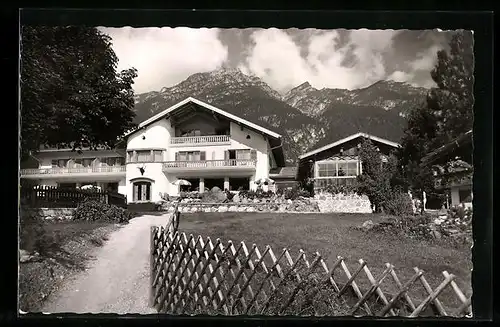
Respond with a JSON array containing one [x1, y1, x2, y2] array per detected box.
[[19, 203, 61, 254], [323, 184, 359, 195], [383, 191, 414, 216], [201, 190, 227, 203], [74, 200, 133, 223]]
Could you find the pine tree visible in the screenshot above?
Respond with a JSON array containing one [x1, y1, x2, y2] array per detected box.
[[397, 31, 474, 201]]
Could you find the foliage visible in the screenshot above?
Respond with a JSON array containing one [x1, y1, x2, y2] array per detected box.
[[19, 204, 48, 254], [239, 189, 275, 200], [200, 190, 227, 203], [383, 191, 414, 217], [356, 139, 399, 213], [20, 26, 138, 159], [275, 186, 311, 200], [322, 183, 359, 195], [74, 200, 133, 223], [179, 191, 202, 199], [397, 31, 474, 197]]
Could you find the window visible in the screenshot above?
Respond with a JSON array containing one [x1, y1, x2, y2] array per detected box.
[[105, 157, 116, 166], [318, 163, 336, 177], [176, 151, 204, 161], [127, 151, 137, 163], [236, 149, 251, 160], [459, 188, 472, 203], [317, 160, 359, 178], [52, 159, 68, 168], [133, 181, 151, 202], [153, 150, 163, 162], [137, 150, 151, 162]]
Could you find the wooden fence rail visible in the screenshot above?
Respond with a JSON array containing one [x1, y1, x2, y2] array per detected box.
[[20, 185, 127, 208], [150, 221, 472, 317]]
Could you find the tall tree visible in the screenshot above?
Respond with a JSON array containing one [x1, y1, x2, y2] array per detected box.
[[357, 139, 399, 213], [20, 26, 138, 160], [397, 31, 474, 198], [427, 31, 474, 145]]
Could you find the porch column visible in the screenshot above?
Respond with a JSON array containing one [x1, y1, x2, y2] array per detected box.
[[199, 178, 205, 193], [224, 177, 230, 191]]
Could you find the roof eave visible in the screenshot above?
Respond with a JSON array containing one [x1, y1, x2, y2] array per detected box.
[[299, 132, 400, 160]]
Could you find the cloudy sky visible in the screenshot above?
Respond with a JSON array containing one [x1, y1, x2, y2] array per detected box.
[[99, 27, 454, 94]]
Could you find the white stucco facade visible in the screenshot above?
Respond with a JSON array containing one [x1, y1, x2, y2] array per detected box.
[[20, 97, 284, 204]]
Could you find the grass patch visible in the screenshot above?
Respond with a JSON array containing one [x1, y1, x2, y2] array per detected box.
[[19, 219, 120, 312], [177, 212, 472, 315]]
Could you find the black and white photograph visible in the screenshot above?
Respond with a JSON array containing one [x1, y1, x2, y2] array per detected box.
[[19, 19, 476, 318]]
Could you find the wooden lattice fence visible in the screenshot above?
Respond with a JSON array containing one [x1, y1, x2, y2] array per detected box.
[[150, 222, 472, 317]]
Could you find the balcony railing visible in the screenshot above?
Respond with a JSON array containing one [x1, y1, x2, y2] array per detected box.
[[21, 166, 126, 176], [170, 135, 231, 145], [163, 159, 256, 170]]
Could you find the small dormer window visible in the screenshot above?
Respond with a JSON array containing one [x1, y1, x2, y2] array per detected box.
[[246, 135, 251, 140]]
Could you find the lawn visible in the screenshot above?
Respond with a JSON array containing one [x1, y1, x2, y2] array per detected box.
[[177, 212, 472, 314]]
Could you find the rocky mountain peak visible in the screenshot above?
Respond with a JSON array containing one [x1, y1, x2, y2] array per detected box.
[[133, 69, 428, 163]]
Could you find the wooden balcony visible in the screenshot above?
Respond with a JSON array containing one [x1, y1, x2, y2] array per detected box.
[[170, 135, 231, 146], [163, 159, 256, 175], [20, 166, 126, 179]]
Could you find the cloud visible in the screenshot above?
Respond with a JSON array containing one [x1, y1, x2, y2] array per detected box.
[[99, 27, 229, 93], [239, 28, 450, 93], [239, 29, 403, 92], [387, 44, 442, 87]]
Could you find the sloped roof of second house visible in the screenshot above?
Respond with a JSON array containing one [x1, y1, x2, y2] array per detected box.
[[299, 132, 400, 160], [124, 97, 282, 139]]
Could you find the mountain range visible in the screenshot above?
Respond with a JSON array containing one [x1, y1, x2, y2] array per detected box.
[[133, 68, 429, 164]]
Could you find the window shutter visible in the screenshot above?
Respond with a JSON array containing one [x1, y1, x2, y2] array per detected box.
[[200, 151, 206, 161], [224, 151, 229, 161], [175, 152, 179, 161], [250, 149, 257, 161]]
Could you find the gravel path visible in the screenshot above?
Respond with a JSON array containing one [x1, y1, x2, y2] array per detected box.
[[42, 214, 173, 314]]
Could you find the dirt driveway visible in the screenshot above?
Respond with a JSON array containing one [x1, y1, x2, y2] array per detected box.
[[41, 213, 172, 314]]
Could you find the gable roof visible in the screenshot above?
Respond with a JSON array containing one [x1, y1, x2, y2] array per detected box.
[[420, 130, 472, 167], [124, 97, 282, 139], [299, 132, 400, 160]]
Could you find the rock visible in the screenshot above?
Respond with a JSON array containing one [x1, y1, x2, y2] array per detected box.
[[228, 206, 238, 212], [190, 206, 199, 213], [237, 206, 247, 212], [203, 207, 211, 213], [253, 198, 260, 203], [211, 186, 221, 193], [278, 205, 287, 212], [218, 206, 228, 213], [232, 195, 241, 203], [287, 199, 293, 204], [247, 207, 255, 212], [241, 198, 248, 204], [360, 220, 375, 230]]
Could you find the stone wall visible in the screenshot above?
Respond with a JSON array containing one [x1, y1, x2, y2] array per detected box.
[[314, 192, 372, 213], [160, 198, 320, 213]]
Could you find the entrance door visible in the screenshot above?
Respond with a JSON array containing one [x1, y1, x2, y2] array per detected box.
[[133, 181, 151, 202]]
